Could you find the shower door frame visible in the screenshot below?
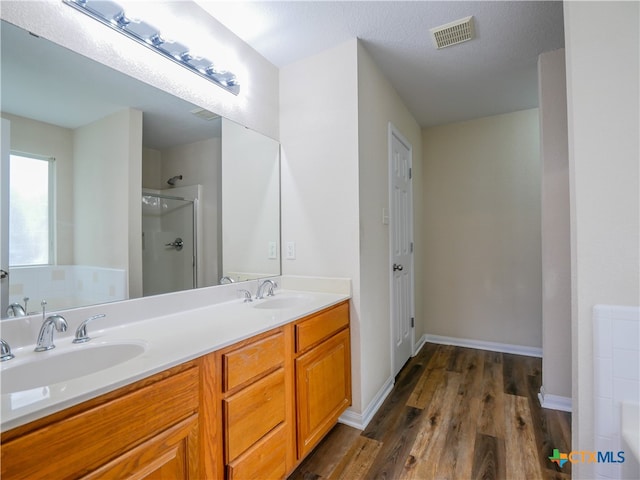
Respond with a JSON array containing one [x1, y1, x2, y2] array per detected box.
[[142, 191, 198, 293]]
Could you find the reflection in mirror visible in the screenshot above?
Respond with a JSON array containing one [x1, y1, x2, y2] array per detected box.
[[222, 119, 280, 282], [0, 20, 280, 319], [141, 189, 197, 296]]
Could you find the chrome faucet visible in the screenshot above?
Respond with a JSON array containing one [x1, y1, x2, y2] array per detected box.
[[6, 296, 29, 317], [1, 339, 14, 361], [256, 279, 278, 299], [6, 303, 26, 317], [73, 314, 107, 344], [35, 314, 68, 352], [220, 276, 235, 284]]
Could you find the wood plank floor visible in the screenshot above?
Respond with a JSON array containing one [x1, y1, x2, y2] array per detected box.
[[288, 343, 572, 480]]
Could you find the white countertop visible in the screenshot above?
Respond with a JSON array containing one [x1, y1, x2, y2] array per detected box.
[[1, 279, 350, 432]]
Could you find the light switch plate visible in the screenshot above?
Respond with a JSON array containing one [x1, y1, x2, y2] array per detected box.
[[286, 241, 296, 260], [268, 241, 277, 259]]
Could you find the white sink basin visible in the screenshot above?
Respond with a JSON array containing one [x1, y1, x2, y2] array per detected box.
[[252, 294, 314, 310], [1, 342, 147, 394]]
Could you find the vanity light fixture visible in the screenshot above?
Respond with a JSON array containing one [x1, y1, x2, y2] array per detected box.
[[63, 0, 240, 95]]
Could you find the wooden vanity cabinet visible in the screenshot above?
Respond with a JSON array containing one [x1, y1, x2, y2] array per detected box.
[[0, 362, 201, 480], [216, 301, 352, 477], [215, 327, 295, 480], [294, 301, 351, 458], [1, 300, 351, 480]]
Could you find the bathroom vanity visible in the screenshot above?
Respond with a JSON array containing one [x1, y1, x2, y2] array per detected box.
[[0, 292, 351, 480]]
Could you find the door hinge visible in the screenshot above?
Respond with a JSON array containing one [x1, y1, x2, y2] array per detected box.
[[409, 167, 412, 179], [410, 242, 413, 253], [411, 317, 415, 328]]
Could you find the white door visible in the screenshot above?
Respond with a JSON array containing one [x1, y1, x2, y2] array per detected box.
[[1, 119, 10, 315], [389, 124, 414, 376]]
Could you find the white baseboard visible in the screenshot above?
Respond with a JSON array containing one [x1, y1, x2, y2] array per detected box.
[[339, 375, 394, 430], [422, 334, 543, 358], [538, 386, 572, 412], [413, 334, 427, 356]]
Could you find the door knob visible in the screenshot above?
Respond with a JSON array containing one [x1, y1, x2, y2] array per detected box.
[[393, 263, 404, 272], [165, 238, 184, 251], [0, 269, 8, 279]]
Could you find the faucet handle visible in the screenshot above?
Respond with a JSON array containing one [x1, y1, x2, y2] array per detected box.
[[73, 314, 106, 344], [238, 289, 253, 303], [1, 339, 14, 362]]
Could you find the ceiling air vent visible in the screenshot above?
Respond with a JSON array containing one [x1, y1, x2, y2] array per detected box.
[[190, 107, 220, 121], [430, 16, 475, 49]]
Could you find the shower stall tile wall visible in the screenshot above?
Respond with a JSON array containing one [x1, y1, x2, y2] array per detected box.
[[593, 304, 640, 479], [9, 265, 126, 312]]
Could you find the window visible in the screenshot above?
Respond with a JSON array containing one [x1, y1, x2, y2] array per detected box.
[[9, 153, 54, 266]]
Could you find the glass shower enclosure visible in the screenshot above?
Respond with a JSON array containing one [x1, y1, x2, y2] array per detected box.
[[142, 192, 196, 296]]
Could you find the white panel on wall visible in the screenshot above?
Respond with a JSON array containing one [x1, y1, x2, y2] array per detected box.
[[593, 305, 640, 479]]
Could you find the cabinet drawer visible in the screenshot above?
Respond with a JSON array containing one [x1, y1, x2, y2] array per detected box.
[[223, 330, 284, 392], [1, 367, 199, 480], [295, 301, 349, 353], [224, 368, 285, 462], [227, 423, 287, 480]]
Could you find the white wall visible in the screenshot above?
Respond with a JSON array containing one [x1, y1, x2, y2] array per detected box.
[[357, 42, 423, 406], [538, 49, 572, 403], [280, 40, 361, 411], [0, 0, 279, 139], [281, 39, 423, 424], [142, 147, 163, 191], [564, 2, 640, 478], [2, 113, 74, 265], [127, 111, 143, 300], [73, 109, 142, 298], [222, 119, 280, 280], [422, 109, 542, 348]]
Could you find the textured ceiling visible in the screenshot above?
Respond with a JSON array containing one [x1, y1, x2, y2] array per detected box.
[[196, 1, 565, 127]]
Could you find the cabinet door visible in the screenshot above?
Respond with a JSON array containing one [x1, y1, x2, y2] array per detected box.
[[295, 328, 351, 458], [81, 414, 199, 480], [1, 367, 200, 480]]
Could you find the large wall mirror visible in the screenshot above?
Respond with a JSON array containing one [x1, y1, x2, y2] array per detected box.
[[0, 20, 280, 319]]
